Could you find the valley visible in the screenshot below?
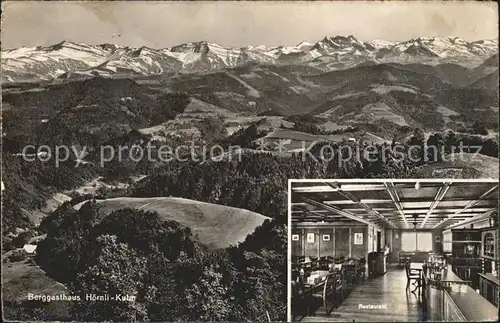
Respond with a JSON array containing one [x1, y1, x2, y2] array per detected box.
[[1, 34, 499, 322]]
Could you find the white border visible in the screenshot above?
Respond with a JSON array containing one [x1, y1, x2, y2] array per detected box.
[[288, 178, 499, 183], [286, 178, 499, 321], [287, 179, 292, 321]]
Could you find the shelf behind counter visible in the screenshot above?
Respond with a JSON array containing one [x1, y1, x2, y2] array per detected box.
[[478, 273, 499, 307]]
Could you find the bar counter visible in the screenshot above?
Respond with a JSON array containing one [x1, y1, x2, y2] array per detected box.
[[424, 265, 498, 322]]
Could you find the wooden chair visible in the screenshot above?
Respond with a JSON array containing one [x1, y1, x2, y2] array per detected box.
[[344, 262, 358, 285], [304, 261, 313, 272], [335, 256, 345, 264], [310, 273, 335, 315], [334, 269, 344, 307], [358, 257, 366, 281], [318, 256, 329, 270], [291, 272, 309, 319], [405, 261, 421, 291]]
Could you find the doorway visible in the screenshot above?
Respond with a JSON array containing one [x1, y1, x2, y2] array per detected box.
[[377, 231, 382, 252]]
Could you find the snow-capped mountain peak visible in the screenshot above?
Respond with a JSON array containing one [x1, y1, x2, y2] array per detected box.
[[296, 41, 314, 50], [2, 35, 498, 83]]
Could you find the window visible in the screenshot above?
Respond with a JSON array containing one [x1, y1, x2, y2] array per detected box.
[[443, 231, 452, 252], [401, 232, 433, 251], [484, 233, 494, 257], [401, 232, 416, 251], [417, 232, 433, 252]]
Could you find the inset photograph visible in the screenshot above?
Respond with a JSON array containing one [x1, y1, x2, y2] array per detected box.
[[288, 179, 499, 322]]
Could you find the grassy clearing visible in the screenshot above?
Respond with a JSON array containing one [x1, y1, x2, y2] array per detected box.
[[74, 197, 269, 249]]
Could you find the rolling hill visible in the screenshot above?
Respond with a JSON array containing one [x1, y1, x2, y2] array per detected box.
[[417, 153, 500, 179], [3, 55, 498, 158], [73, 197, 270, 249]]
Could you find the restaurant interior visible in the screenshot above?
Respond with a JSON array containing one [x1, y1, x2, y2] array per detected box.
[[289, 180, 499, 322]]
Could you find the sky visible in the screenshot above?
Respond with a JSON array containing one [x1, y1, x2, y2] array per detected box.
[[1, 1, 498, 50]]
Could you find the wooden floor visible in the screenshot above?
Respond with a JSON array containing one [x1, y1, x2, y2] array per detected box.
[[298, 265, 425, 322]]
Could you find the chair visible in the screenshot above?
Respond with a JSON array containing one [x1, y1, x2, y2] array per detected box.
[[311, 273, 335, 315], [310, 257, 319, 271], [334, 270, 344, 306], [344, 262, 358, 285], [405, 261, 421, 291], [291, 272, 309, 319], [304, 261, 313, 272], [319, 256, 329, 270], [358, 258, 366, 281]]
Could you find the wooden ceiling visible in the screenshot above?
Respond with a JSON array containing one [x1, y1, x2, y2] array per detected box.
[[291, 181, 498, 230]]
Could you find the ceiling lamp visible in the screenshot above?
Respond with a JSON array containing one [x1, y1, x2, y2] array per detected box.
[[412, 214, 419, 230], [490, 211, 498, 227]]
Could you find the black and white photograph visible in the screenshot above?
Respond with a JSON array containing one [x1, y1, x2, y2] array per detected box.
[[1, 1, 498, 322], [289, 179, 499, 322]]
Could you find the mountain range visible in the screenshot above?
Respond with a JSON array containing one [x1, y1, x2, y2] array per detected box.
[[2, 36, 498, 82]]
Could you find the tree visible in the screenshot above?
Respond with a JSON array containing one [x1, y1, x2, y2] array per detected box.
[[36, 200, 100, 282], [11, 230, 35, 248], [198, 116, 228, 144], [407, 128, 426, 165], [70, 235, 149, 322], [426, 133, 444, 162], [471, 122, 488, 135], [183, 264, 233, 321]]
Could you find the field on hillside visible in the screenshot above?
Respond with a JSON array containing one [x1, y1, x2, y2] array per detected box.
[[417, 153, 500, 179], [2, 259, 71, 320], [2, 259, 67, 301], [74, 197, 269, 249], [258, 128, 389, 152]]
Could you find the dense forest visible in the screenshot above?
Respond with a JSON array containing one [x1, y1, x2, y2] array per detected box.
[[10, 202, 285, 322]]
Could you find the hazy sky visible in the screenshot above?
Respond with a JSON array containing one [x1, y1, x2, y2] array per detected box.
[[1, 1, 498, 50]]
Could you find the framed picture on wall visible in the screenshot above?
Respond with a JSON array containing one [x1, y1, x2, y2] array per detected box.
[[354, 232, 363, 245], [292, 234, 300, 241], [322, 234, 330, 241], [306, 233, 315, 243]]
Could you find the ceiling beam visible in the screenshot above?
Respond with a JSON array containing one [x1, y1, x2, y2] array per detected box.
[[325, 182, 397, 229], [396, 207, 495, 213], [294, 222, 366, 227], [445, 210, 496, 230], [293, 182, 467, 193], [421, 182, 451, 228], [292, 184, 387, 193], [296, 193, 378, 227], [324, 199, 393, 205], [320, 198, 496, 205], [384, 182, 408, 228], [433, 185, 498, 229]]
